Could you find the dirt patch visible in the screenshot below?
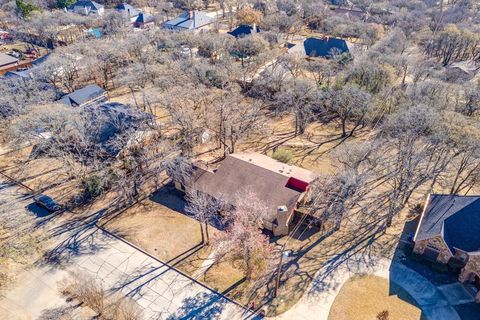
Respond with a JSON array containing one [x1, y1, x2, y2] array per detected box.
[[328, 275, 422, 320]]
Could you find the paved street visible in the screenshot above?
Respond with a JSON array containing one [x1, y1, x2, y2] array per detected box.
[[0, 181, 258, 320]]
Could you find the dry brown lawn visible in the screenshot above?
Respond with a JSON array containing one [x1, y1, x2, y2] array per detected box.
[[103, 192, 219, 263], [328, 275, 422, 320]]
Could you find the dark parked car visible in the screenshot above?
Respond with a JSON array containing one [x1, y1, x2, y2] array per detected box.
[[33, 194, 61, 212]]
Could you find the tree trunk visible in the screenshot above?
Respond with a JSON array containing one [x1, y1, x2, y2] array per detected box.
[[204, 222, 210, 245], [199, 222, 205, 244], [341, 118, 347, 138]]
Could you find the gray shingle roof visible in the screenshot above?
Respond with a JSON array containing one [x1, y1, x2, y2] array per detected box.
[[164, 11, 213, 30], [0, 53, 19, 68], [415, 194, 480, 253], [115, 3, 140, 17], [71, 0, 104, 10], [135, 12, 154, 24], [59, 84, 106, 107]]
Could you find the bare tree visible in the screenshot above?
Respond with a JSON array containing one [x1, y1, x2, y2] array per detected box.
[[212, 190, 275, 281]]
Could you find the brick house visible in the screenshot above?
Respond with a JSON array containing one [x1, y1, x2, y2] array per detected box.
[[173, 152, 318, 236], [413, 194, 480, 301]]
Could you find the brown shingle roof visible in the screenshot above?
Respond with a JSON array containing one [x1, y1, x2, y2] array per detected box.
[[192, 153, 318, 222]]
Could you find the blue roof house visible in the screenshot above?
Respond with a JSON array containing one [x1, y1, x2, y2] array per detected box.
[[228, 25, 260, 38], [413, 193, 480, 302], [303, 37, 350, 58]]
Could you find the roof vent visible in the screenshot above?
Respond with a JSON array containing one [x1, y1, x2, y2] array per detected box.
[[278, 205, 288, 214]]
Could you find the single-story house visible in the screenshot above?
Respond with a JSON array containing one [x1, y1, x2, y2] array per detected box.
[[59, 84, 108, 107], [174, 152, 319, 236], [32, 102, 153, 160], [163, 10, 213, 31], [4, 69, 33, 79], [134, 13, 155, 29], [289, 37, 351, 59], [0, 52, 19, 70], [445, 61, 479, 83], [67, 0, 104, 16], [115, 3, 140, 22], [330, 7, 369, 21], [304, 37, 350, 58], [413, 194, 480, 302], [2, 54, 50, 79], [228, 24, 260, 38]]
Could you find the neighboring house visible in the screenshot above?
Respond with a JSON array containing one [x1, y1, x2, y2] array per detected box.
[[134, 13, 155, 29], [228, 24, 260, 38], [115, 3, 141, 22], [4, 69, 33, 79], [445, 61, 479, 83], [2, 54, 50, 79], [163, 10, 213, 31], [59, 84, 108, 107], [303, 37, 350, 58], [413, 194, 480, 302], [0, 53, 19, 70], [67, 0, 104, 16], [330, 7, 369, 20], [173, 152, 318, 236], [32, 102, 153, 160]]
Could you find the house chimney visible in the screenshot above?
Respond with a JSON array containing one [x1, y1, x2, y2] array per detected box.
[[275, 205, 290, 236], [189, 10, 193, 19], [252, 23, 257, 33]]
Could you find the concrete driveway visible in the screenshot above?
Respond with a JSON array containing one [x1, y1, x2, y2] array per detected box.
[[0, 181, 257, 320]]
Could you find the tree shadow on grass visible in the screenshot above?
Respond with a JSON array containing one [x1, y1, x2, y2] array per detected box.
[[149, 182, 228, 231], [261, 216, 401, 316]]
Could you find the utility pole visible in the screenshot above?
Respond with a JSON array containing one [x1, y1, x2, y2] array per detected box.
[[274, 244, 286, 298]]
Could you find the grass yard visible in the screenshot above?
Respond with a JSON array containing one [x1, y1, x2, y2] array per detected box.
[[328, 275, 422, 320], [103, 186, 218, 263]]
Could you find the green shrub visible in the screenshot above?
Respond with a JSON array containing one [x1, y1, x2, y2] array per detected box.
[[83, 175, 104, 198], [272, 148, 293, 164], [15, 0, 39, 17]]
